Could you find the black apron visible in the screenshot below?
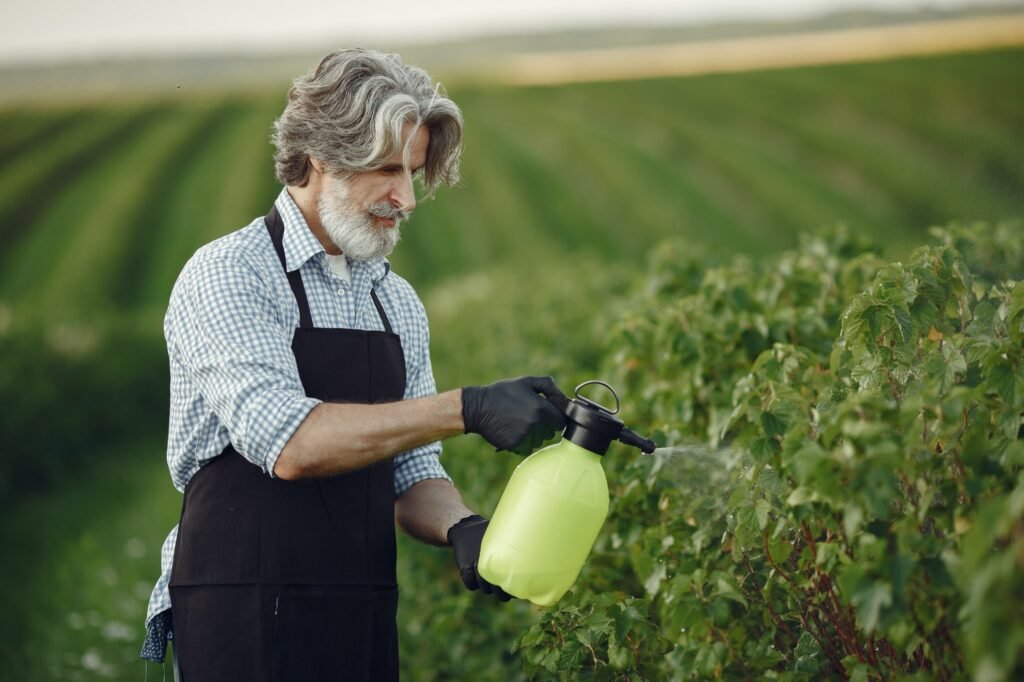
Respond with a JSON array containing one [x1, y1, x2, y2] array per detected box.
[[169, 206, 406, 682]]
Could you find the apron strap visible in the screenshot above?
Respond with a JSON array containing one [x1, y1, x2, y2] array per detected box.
[[370, 290, 394, 335], [265, 205, 314, 329], [264, 203, 395, 333]]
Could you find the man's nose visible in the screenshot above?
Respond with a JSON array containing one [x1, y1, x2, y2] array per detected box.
[[390, 173, 416, 213]]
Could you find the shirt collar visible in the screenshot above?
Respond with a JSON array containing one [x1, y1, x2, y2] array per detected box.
[[351, 257, 392, 287], [273, 188, 392, 286], [274, 188, 326, 273]]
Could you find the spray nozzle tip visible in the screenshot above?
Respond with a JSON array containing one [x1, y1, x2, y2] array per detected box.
[[618, 427, 656, 454]]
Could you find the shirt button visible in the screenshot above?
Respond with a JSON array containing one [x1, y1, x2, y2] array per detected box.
[[337, 288, 346, 297]]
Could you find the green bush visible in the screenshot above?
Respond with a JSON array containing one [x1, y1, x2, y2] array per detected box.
[[515, 222, 1024, 680]]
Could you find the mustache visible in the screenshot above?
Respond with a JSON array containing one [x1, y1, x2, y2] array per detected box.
[[369, 203, 411, 222]]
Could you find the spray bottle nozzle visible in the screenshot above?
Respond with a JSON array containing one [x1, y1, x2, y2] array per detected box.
[[617, 427, 656, 454]]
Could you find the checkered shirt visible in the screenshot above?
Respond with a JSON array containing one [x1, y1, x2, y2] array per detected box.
[[140, 188, 452, 662]]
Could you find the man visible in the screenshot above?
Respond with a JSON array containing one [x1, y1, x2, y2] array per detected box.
[[140, 49, 566, 681]]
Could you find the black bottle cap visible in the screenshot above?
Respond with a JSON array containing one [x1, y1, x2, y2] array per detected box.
[[554, 381, 655, 456]]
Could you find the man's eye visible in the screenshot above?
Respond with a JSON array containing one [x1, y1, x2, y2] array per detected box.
[[380, 166, 422, 177]]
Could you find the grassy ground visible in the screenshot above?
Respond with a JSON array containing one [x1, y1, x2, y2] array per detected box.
[[0, 439, 180, 681]]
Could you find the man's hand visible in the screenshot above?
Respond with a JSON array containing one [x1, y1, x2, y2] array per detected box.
[[447, 515, 512, 602], [461, 376, 567, 455]]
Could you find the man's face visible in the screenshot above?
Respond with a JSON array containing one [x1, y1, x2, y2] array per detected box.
[[316, 122, 429, 261]]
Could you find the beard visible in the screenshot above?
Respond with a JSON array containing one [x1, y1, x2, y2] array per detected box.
[[316, 176, 410, 261]]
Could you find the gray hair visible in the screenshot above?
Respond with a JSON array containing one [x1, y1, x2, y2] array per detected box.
[[271, 49, 463, 195]]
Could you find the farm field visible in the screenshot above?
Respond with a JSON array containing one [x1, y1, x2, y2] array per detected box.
[[0, 48, 1022, 680], [0, 49, 1022, 318]]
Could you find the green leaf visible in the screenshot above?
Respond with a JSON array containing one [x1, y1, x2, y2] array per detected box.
[[844, 505, 864, 538], [761, 411, 787, 438], [751, 435, 781, 462], [694, 641, 727, 676], [714, 573, 749, 608], [852, 581, 892, 633], [843, 655, 871, 682], [533, 645, 560, 673], [767, 533, 793, 566], [837, 562, 866, 602], [794, 631, 824, 673], [607, 633, 631, 670], [574, 628, 598, 648], [893, 304, 914, 344], [558, 639, 589, 671], [786, 486, 819, 507], [816, 541, 843, 571], [755, 498, 772, 531], [987, 361, 1018, 404], [645, 561, 667, 597], [709, 597, 732, 626], [790, 442, 827, 485], [862, 303, 888, 341]]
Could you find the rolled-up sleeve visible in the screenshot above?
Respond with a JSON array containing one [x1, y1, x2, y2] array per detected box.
[[393, 291, 452, 497], [167, 254, 320, 475]]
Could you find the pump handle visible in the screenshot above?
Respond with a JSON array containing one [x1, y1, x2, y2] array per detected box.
[[574, 380, 620, 414]]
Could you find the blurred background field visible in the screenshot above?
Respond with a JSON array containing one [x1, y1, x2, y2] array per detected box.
[[1, 3, 1023, 679], [4, 48, 1023, 315]]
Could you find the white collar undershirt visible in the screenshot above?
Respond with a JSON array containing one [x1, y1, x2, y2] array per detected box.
[[324, 252, 352, 284]]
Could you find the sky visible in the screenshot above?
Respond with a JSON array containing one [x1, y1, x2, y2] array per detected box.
[[0, 0, 1015, 65]]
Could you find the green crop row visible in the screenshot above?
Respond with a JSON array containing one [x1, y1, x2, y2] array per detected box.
[[0, 108, 82, 163], [2, 49, 1023, 321], [127, 99, 283, 307], [0, 106, 160, 258], [0, 97, 282, 312]]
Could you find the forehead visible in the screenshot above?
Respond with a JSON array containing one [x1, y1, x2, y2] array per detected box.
[[388, 121, 429, 169]]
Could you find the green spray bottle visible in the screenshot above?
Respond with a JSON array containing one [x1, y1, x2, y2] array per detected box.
[[478, 380, 656, 606]]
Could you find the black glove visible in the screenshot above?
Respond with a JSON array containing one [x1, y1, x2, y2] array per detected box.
[[447, 515, 512, 602], [462, 376, 567, 455]]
